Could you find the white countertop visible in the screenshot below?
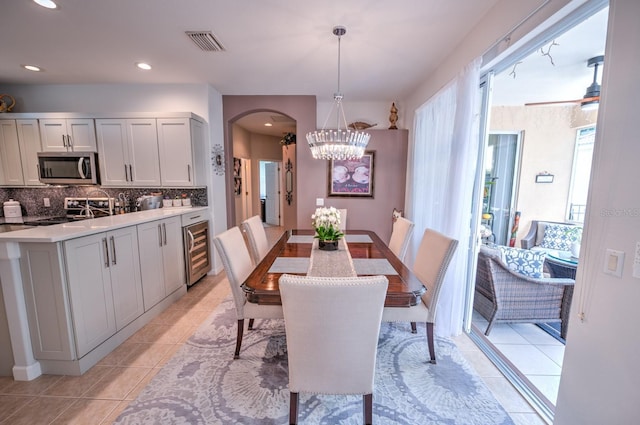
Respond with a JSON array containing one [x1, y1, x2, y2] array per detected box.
[[0, 207, 209, 243]]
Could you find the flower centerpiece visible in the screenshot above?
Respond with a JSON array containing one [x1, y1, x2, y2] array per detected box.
[[311, 206, 344, 251]]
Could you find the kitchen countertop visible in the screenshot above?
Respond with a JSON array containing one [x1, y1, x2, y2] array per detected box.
[[0, 206, 208, 243]]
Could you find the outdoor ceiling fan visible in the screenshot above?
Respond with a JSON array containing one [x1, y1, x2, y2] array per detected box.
[[525, 55, 604, 110]]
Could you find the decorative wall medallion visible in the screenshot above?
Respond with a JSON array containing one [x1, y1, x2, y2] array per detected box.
[[211, 145, 225, 175]]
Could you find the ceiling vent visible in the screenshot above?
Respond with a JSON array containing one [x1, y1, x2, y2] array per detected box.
[[185, 31, 226, 52]]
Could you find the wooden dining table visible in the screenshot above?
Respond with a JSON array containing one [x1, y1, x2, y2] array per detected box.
[[242, 229, 425, 307]]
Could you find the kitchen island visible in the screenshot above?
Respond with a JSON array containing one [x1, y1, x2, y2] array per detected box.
[[0, 206, 209, 381]]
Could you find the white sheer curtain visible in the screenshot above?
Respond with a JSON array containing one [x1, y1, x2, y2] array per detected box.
[[405, 57, 481, 337]]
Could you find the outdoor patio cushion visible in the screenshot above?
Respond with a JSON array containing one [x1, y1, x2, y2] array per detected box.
[[498, 246, 546, 278]]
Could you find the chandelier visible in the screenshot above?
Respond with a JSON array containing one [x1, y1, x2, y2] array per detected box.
[[306, 26, 370, 160]]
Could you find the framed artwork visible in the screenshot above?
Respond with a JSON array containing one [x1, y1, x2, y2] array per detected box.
[[234, 177, 242, 196], [233, 157, 242, 177], [328, 151, 375, 197]]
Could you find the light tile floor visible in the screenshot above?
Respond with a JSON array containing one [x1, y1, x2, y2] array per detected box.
[[0, 225, 549, 424], [471, 311, 565, 407]]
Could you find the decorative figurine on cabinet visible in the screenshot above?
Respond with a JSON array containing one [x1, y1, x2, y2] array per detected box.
[[388, 102, 398, 129]]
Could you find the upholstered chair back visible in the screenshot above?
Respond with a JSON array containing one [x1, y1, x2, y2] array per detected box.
[[241, 215, 270, 265], [213, 226, 253, 319], [388, 216, 415, 261], [279, 274, 388, 395], [414, 228, 459, 322], [338, 208, 347, 231]]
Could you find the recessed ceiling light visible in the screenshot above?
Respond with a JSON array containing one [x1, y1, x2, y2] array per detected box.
[[136, 62, 152, 70], [23, 65, 43, 72], [264, 123, 273, 127], [33, 0, 58, 9]]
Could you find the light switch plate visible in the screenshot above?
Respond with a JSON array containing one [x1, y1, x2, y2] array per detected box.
[[604, 249, 624, 278], [316, 198, 324, 207]]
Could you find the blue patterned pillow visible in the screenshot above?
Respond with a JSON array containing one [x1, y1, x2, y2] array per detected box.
[[498, 246, 546, 278], [540, 224, 582, 251]]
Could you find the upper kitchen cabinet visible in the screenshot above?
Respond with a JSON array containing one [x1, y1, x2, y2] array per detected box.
[[16, 119, 45, 186], [96, 119, 161, 187], [157, 118, 206, 187], [39, 118, 97, 152], [0, 120, 24, 186]]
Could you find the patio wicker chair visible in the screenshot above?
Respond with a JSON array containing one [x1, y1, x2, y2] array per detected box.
[[474, 245, 575, 339]]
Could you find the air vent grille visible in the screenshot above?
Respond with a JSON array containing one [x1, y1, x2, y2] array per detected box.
[[185, 31, 225, 52]]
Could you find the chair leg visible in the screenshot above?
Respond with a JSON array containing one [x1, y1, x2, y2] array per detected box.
[[410, 322, 417, 333], [426, 322, 436, 364], [234, 319, 244, 359], [290, 392, 299, 424], [248, 318, 255, 330], [363, 393, 373, 425]]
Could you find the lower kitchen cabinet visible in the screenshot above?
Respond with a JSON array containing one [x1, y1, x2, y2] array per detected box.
[[138, 216, 185, 310], [64, 226, 144, 358]]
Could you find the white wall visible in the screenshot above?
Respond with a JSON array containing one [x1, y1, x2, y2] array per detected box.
[[554, 1, 640, 423], [316, 100, 405, 131]]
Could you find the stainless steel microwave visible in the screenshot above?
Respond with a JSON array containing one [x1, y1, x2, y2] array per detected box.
[[37, 152, 100, 185]]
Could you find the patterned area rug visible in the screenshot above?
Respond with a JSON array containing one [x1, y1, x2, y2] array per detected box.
[[115, 298, 514, 424]]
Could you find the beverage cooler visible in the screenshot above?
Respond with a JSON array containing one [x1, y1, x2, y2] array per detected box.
[[182, 212, 212, 286]]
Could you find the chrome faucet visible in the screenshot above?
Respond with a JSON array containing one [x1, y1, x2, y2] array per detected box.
[[83, 188, 114, 217]]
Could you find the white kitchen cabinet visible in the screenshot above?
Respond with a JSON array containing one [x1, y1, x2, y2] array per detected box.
[[64, 226, 144, 358], [16, 119, 44, 186], [157, 118, 205, 187], [39, 118, 97, 152], [138, 216, 185, 310], [96, 119, 161, 186], [0, 119, 44, 187], [0, 120, 24, 186]]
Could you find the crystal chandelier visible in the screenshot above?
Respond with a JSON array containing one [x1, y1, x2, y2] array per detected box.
[[306, 26, 370, 160]]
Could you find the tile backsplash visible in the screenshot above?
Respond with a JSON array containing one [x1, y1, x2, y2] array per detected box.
[[0, 186, 207, 217]]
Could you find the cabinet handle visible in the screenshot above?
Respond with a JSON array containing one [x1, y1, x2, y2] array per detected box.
[[102, 238, 110, 268], [124, 164, 129, 182], [62, 134, 67, 147], [36, 164, 41, 178], [162, 223, 167, 246], [67, 134, 73, 147], [110, 235, 117, 265], [158, 224, 163, 247], [187, 229, 195, 253], [187, 164, 191, 182], [129, 164, 133, 181]]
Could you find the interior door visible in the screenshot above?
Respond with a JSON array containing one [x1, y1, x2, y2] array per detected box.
[[264, 162, 280, 225]]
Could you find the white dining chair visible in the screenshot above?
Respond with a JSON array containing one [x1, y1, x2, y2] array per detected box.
[[279, 274, 388, 425], [338, 208, 347, 231], [213, 226, 283, 359], [388, 216, 415, 262], [381, 228, 458, 363], [241, 215, 270, 265]]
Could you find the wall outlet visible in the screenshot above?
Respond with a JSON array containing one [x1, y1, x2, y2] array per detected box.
[[43, 198, 50, 207]]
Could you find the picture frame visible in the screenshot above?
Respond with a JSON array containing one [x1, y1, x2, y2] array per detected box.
[[233, 157, 242, 177], [328, 151, 375, 197], [234, 177, 242, 196]]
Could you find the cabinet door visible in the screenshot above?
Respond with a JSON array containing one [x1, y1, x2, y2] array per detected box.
[[157, 118, 194, 187], [108, 227, 144, 330], [137, 220, 167, 310], [96, 119, 130, 186], [64, 233, 117, 358], [127, 119, 161, 186], [39, 119, 68, 152], [0, 120, 24, 185], [161, 216, 186, 294], [16, 119, 44, 186], [67, 119, 97, 152], [40, 119, 97, 152]]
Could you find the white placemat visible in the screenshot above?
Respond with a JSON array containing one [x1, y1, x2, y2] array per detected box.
[[352, 258, 398, 275], [345, 234, 373, 243], [268, 257, 310, 273], [287, 235, 315, 244]]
